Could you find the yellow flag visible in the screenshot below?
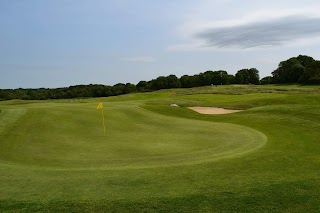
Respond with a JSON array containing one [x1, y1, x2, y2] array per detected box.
[[97, 102, 106, 136], [97, 102, 103, 109]]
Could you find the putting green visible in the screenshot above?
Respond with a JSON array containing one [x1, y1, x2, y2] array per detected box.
[[0, 102, 266, 169]]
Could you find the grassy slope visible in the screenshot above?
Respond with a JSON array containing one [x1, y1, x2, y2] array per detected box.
[[0, 85, 320, 212], [0, 102, 265, 169]]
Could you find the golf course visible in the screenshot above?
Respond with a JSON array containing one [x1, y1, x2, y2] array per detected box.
[[1, 85, 320, 212]]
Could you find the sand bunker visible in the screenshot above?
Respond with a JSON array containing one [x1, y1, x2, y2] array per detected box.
[[189, 107, 242, 115]]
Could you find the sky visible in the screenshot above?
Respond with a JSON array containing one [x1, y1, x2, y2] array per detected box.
[[1, 0, 320, 89]]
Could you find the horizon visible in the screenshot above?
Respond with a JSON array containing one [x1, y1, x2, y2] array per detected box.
[[1, 0, 320, 89]]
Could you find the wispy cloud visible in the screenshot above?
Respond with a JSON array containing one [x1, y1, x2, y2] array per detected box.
[[122, 56, 156, 63], [196, 16, 320, 49], [169, 8, 320, 50]]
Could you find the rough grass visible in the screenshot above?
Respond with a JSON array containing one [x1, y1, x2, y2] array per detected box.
[[0, 84, 320, 212]]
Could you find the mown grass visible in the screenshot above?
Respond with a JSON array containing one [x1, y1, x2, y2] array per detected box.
[[0, 85, 320, 212]]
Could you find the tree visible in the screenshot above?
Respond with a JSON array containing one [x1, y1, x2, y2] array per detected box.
[[296, 55, 315, 67], [228, 74, 236, 84], [216, 70, 229, 85], [272, 56, 315, 83], [260, 76, 273, 84], [247, 68, 260, 85], [180, 75, 192, 88], [235, 69, 248, 84], [124, 83, 137, 93], [166, 75, 181, 88], [149, 75, 181, 90], [198, 70, 230, 86], [180, 74, 202, 88], [136, 81, 150, 92], [299, 60, 320, 84], [189, 74, 202, 87], [112, 83, 126, 95], [199, 71, 214, 86], [150, 76, 168, 90], [235, 68, 260, 84]]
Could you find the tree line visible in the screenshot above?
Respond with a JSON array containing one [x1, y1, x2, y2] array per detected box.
[[261, 55, 320, 84], [0, 69, 259, 100], [0, 55, 319, 101]]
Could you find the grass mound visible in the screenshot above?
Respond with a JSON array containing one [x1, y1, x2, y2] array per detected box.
[[0, 102, 265, 169]]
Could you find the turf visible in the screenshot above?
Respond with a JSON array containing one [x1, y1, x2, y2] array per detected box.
[[0, 85, 320, 212]]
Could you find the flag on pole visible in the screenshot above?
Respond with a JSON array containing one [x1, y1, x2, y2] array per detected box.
[[97, 102, 106, 136], [97, 102, 103, 109]]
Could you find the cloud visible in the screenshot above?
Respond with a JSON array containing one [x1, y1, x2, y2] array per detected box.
[[195, 15, 320, 49], [122, 56, 156, 63], [169, 6, 320, 51]]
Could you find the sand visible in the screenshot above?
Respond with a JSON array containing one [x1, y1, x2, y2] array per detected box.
[[189, 107, 242, 115]]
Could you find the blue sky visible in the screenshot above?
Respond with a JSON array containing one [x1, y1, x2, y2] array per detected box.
[[1, 0, 320, 88]]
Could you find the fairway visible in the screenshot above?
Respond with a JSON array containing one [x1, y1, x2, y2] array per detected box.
[[1, 85, 320, 212]]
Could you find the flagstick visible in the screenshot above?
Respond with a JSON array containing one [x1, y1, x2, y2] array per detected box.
[[101, 107, 106, 136]]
